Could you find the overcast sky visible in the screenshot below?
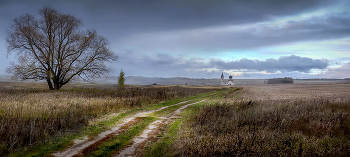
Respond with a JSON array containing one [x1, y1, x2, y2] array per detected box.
[[0, 0, 349, 79]]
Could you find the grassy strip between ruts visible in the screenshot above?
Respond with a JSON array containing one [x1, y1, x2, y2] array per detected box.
[[85, 117, 156, 157], [144, 89, 225, 111], [144, 108, 192, 157], [151, 88, 234, 118], [151, 93, 219, 117], [7, 89, 228, 157], [144, 87, 240, 156]]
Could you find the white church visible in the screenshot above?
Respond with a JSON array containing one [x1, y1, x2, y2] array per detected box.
[[221, 72, 234, 86]]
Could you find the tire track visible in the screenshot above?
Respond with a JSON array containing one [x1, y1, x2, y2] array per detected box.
[[115, 99, 207, 157], [52, 99, 197, 157]]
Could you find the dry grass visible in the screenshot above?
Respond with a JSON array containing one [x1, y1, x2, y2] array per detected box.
[[0, 82, 223, 155], [170, 84, 350, 156]]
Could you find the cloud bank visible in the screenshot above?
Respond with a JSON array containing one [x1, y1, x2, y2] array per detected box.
[[118, 12, 350, 51], [118, 53, 329, 78], [210, 55, 329, 73]]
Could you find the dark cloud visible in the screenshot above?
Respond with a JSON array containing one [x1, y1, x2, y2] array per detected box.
[[1, 0, 349, 49], [77, 0, 336, 32], [118, 12, 350, 51], [210, 55, 328, 73], [0, 0, 344, 38]]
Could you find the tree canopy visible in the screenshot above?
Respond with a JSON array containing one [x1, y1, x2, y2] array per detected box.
[[6, 7, 118, 90]]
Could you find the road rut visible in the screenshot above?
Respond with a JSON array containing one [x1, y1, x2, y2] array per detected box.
[[115, 99, 207, 157], [52, 100, 193, 157]]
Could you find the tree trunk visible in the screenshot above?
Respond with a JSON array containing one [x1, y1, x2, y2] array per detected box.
[[53, 81, 61, 90], [46, 79, 54, 90]]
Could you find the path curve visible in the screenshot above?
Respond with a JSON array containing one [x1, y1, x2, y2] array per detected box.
[[116, 99, 207, 157], [52, 100, 191, 157]]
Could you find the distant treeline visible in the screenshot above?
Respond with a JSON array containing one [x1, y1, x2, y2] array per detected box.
[[267, 77, 293, 84]]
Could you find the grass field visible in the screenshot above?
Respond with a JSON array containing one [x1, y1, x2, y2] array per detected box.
[[146, 83, 350, 156], [2, 81, 350, 156], [0, 82, 225, 155]]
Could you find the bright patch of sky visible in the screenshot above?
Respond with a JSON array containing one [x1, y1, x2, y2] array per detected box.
[[258, 38, 350, 63], [185, 6, 350, 67]]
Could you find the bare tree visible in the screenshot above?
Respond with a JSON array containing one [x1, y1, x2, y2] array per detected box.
[[6, 7, 118, 90]]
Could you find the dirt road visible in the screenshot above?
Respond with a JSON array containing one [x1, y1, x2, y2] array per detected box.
[[116, 99, 207, 157], [52, 96, 212, 157]]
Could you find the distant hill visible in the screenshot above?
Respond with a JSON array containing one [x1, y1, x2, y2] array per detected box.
[[2, 75, 348, 85], [124, 76, 220, 85], [123, 76, 268, 85], [0, 75, 11, 82]]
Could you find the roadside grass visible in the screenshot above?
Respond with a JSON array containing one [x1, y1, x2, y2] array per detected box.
[[85, 117, 156, 157], [145, 85, 350, 156], [168, 91, 350, 156], [6, 109, 137, 157], [5, 87, 227, 156], [6, 134, 76, 157]]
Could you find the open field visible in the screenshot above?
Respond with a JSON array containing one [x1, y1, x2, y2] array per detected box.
[[2, 81, 350, 156], [124, 76, 350, 85], [0, 82, 225, 155], [2, 75, 350, 85], [148, 83, 350, 156]]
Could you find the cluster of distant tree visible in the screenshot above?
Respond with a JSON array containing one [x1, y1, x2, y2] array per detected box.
[[267, 77, 293, 84], [300, 78, 344, 80]]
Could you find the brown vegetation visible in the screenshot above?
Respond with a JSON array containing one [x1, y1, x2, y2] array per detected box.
[[0, 82, 222, 155], [170, 84, 350, 156]]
